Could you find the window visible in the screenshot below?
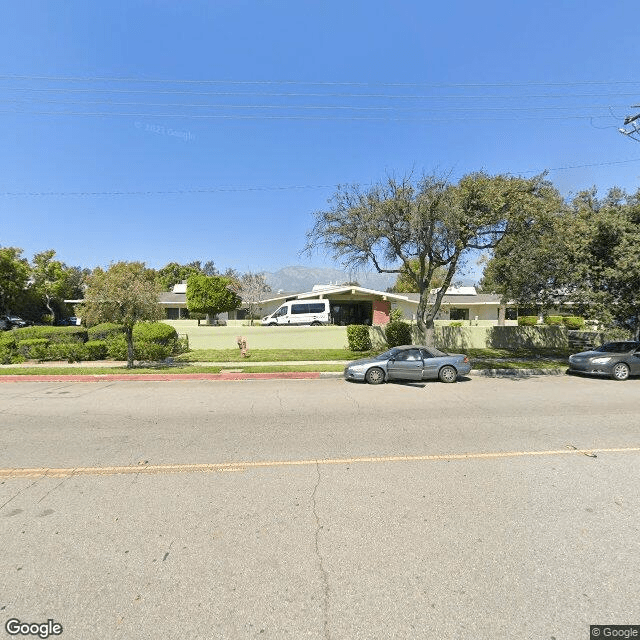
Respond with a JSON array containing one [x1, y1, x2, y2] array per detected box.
[[395, 349, 422, 361], [308, 303, 326, 314], [291, 304, 308, 314], [506, 308, 518, 321], [450, 308, 469, 321]]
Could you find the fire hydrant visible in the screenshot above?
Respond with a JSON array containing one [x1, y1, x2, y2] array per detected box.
[[236, 336, 248, 358]]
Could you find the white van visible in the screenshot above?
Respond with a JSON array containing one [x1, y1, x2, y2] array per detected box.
[[262, 300, 331, 326]]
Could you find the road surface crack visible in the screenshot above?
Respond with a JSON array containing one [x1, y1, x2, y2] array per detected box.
[[312, 461, 331, 640]]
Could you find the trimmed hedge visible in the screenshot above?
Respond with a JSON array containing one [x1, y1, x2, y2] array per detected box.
[[11, 325, 88, 343], [517, 316, 539, 326], [84, 340, 108, 360], [385, 321, 412, 347], [346, 325, 372, 351], [87, 323, 125, 341], [562, 316, 585, 330], [17, 338, 49, 360], [543, 315, 563, 325], [133, 322, 178, 345]]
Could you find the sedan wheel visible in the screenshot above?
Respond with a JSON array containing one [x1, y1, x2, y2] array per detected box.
[[438, 365, 458, 383], [365, 367, 385, 385], [612, 362, 630, 381]]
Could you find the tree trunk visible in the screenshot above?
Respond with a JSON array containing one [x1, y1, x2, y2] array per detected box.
[[125, 326, 135, 369]]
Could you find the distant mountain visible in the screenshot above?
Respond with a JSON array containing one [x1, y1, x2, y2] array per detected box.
[[263, 265, 397, 293]]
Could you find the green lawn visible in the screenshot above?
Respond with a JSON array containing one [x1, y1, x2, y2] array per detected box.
[[174, 348, 377, 362]]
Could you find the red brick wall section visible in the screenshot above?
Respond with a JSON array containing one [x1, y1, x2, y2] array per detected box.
[[372, 300, 391, 325]]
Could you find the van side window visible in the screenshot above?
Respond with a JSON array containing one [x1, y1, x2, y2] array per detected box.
[[308, 303, 325, 313], [277, 306, 288, 316], [291, 304, 309, 314]]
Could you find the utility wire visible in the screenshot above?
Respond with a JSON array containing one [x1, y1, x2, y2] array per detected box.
[[2, 74, 640, 88], [1, 86, 638, 99], [3, 159, 640, 198], [0, 98, 628, 113]]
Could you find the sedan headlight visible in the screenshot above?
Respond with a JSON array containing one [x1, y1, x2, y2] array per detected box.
[[591, 357, 612, 364], [348, 364, 367, 372]]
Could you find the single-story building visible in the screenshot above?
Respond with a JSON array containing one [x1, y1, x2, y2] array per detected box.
[[160, 282, 519, 326]]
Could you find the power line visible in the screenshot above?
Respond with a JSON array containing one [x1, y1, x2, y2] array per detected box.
[[0, 98, 628, 114], [0, 108, 617, 122], [1, 86, 638, 100], [3, 158, 640, 198], [1, 74, 640, 88]]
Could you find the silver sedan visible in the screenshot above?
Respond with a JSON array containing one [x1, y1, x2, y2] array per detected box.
[[344, 345, 472, 384], [568, 341, 640, 380]]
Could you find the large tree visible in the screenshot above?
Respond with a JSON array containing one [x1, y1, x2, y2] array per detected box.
[[0, 247, 30, 315], [481, 186, 640, 338], [305, 171, 555, 344], [79, 262, 162, 367], [31, 250, 86, 322], [186, 274, 241, 324], [233, 272, 272, 324]]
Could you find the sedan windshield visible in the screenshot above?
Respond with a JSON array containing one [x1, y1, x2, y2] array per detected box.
[[594, 342, 639, 353]]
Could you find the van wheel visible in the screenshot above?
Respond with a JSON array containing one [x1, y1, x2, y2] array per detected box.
[[311, 321, 321, 326]]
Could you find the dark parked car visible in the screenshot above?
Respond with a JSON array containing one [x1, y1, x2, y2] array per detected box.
[[2, 315, 32, 329], [344, 345, 471, 384], [57, 317, 81, 326], [568, 341, 640, 381]]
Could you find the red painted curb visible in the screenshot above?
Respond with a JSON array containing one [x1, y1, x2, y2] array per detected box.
[[0, 372, 323, 382]]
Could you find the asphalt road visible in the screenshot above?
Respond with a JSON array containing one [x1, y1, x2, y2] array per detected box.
[[1, 376, 639, 640]]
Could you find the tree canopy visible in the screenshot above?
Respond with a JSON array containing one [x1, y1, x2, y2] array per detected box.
[[79, 262, 162, 367], [186, 274, 241, 322], [305, 171, 556, 344], [481, 186, 640, 338]]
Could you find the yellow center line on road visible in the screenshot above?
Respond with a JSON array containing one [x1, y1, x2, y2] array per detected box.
[[1, 446, 640, 479]]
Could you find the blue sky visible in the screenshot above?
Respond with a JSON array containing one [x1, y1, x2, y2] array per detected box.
[[1, 0, 639, 282]]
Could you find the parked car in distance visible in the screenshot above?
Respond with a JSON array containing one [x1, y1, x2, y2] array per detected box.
[[2, 315, 33, 329], [344, 345, 471, 384], [568, 341, 640, 381], [57, 317, 81, 326]]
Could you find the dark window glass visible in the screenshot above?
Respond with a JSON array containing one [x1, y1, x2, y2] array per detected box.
[[308, 303, 326, 313], [291, 304, 308, 314], [450, 308, 469, 321]]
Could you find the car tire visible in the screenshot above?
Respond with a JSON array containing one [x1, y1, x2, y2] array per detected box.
[[311, 321, 321, 326], [365, 367, 385, 385], [612, 362, 630, 381], [438, 365, 458, 383]]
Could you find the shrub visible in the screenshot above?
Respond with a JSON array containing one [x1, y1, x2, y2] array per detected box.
[[347, 324, 372, 351], [385, 321, 412, 347], [517, 316, 539, 326], [449, 321, 463, 327], [46, 342, 87, 363], [83, 340, 108, 360], [12, 325, 88, 343], [135, 342, 172, 361], [41, 314, 54, 325], [562, 316, 585, 330], [87, 323, 125, 341], [543, 315, 563, 325], [17, 338, 49, 360], [389, 307, 404, 323], [133, 322, 178, 345], [106, 336, 127, 360]]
